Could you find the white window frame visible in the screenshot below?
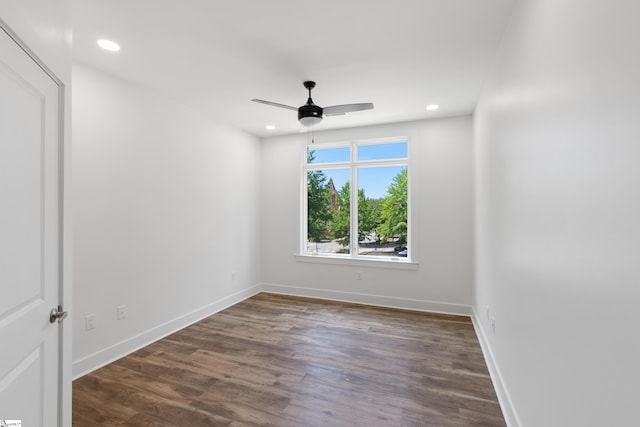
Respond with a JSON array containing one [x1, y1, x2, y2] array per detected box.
[[300, 136, 414, 267]]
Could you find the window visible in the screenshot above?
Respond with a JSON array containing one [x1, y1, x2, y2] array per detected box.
[[303, 138, 409, 260]]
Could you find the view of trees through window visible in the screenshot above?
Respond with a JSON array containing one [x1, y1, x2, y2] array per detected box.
[[305, 141, 408, 258]]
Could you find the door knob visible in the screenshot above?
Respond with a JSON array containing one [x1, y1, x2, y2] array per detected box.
[[50, 305, 68, 324]]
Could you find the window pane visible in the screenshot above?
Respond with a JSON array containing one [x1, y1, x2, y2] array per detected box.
[[357, 142, 407, 161], [307, 146, 350, 164], [306, 168, 350, 254], [357, 166, 408, 258]]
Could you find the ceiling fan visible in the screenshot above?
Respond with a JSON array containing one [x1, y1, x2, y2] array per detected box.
[[252, 81, 374, 127]]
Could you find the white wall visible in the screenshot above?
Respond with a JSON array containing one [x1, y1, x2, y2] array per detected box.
[[1, 2, 72, 425], [474, 1, 640, 426], [72, 62, 262, 377], [261, 117, 474, 313]]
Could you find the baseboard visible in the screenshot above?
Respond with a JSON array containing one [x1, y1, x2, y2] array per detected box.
[[471, 308, 521, 427], [261, 282, 472, 316], [72, 284, 261, 379]]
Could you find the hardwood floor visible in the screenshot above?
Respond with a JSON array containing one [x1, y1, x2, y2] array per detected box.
[[73, 293, 505, 426]]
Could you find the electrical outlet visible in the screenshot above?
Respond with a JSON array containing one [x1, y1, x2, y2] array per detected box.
[[117, 305, 127, 320], [356, 272, 362, 280], [85, 314, 96, 331], [231, 271, 236, 281], [491, 317, 496, 333]]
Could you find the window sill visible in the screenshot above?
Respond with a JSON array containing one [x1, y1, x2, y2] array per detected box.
[[295, 254, 419, 270]]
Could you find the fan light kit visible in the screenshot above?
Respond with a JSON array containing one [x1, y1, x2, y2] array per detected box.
[[252, 81, 374, 127]]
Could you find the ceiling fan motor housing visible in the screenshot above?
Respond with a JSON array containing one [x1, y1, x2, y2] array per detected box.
[[298, 103, 323, 125]]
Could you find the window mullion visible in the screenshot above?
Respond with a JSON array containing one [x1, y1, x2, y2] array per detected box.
[[350, 143, 357, 257], [302, 170, 308, 254]]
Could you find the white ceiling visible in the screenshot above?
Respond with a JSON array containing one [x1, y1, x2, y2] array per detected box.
[[73, 0, 515, 137]]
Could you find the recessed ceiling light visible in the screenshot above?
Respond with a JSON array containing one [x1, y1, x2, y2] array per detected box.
[[265, 125, 276, 130], [97, 39, 120, 52], [426, 104, 439, 111]]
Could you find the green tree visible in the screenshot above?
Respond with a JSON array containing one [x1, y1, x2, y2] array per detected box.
[[307, 151, 331, 243], [357, 189, 382, 241], [330, 181, 350, 246], [377, 168, 408, 244]]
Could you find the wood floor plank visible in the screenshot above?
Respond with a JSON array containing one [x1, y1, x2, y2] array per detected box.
[[73, 293, 505, 426]]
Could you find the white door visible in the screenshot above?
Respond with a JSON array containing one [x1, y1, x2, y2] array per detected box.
[[0, 25, 63, 426]]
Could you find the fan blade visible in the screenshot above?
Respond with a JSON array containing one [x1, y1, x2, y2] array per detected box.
[[323, 102, 374, 116], [251, 99, 298, 111]]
